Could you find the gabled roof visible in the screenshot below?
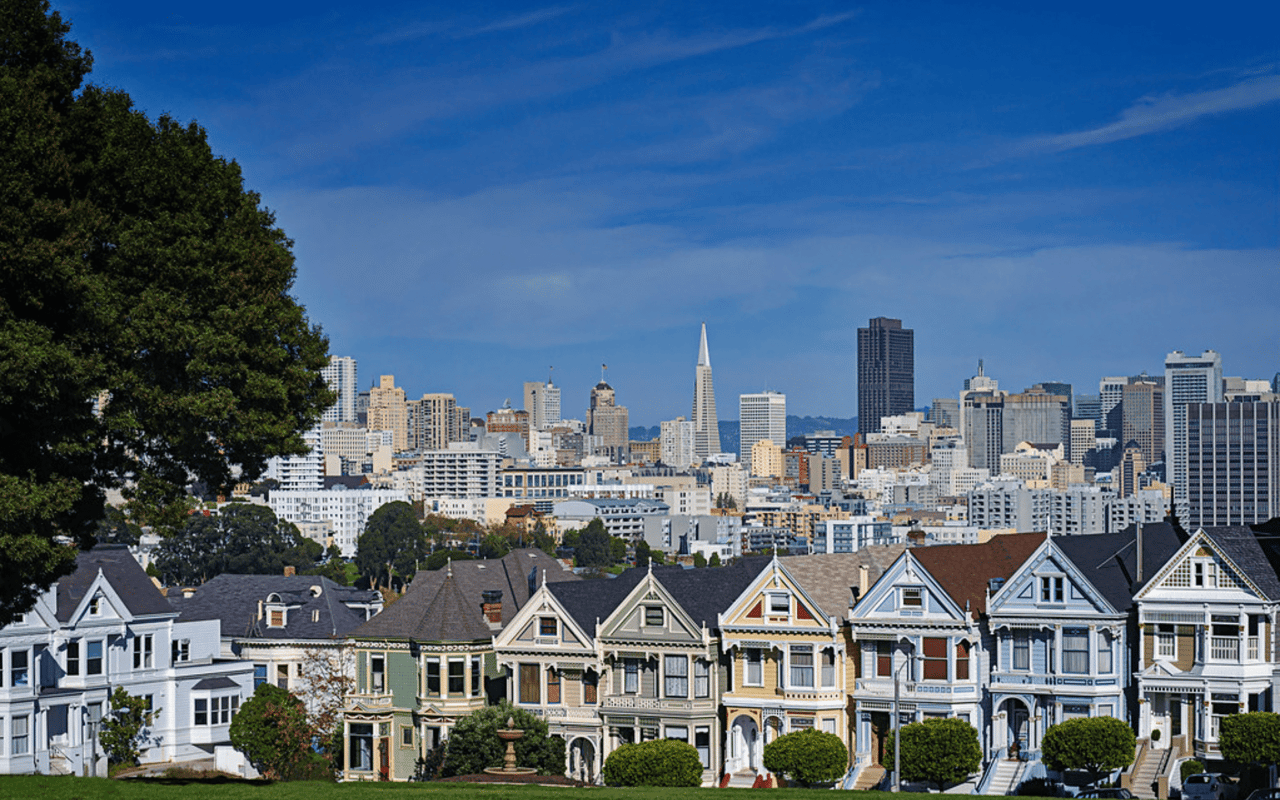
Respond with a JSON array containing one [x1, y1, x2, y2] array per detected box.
[[1054, 522, 1182, 611], [170, 574, 378, 639], [1200, 526, 1280, 600], [350, 548, 578, 642], [780, 545, 906, 624], [57, 545, 174, 622], [910, 533, 1046, 618], [548, 570, 647, 638]]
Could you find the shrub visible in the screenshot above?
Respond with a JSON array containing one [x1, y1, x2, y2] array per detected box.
[[603, 739, 702, 787], [1042, 717, 1135, 787], [229, 684, 323, 781], [99, 687, 157, 769], [1219, 712, 1280, 768], [1181, 760, 1205, 784], [440, 701, 564, 777], [885, 717, 982, 789], [762, 728, 848, 786]]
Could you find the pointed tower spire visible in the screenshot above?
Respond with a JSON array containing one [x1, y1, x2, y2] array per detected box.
[[698, 322, 711, 368], [691, 323, 720, 461]]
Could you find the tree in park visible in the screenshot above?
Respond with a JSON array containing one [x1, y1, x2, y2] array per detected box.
[[1041, 716, 1135, 787], [99, 687, 157, 772], [0, 0, 331, 625], [439, 700, 564, 777], [151, 504, 322, 585], [885, 717, 982, 789], [1218, 712, 1280, 768], [229, 683, 330, 781], [762, 727, 849, 787], [355, 501, 429, 590]]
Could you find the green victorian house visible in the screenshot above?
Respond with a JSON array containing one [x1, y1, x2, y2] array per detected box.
[[341, 548, 579, 781]]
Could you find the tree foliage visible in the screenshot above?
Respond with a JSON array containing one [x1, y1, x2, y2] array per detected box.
[[297, 647, 354, 771], [1218, 712, 1280, 767], [93, 506, 142, 546], [574, 519, 616, 568], [230, 683, 330, 781], [355, 501, 428, 589], [151, 504, 321, 585], [99, 686, 156, 768], [762, 727, 848, 786], [602, 739, 703, 787], [885, 717, 982, 789], [439, 700, 564, 777], [0, 0, 331, 625], [1041, 716, 1135, 785]]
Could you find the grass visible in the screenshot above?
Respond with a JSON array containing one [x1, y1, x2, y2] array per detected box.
[[0, 775, 1057, 800]]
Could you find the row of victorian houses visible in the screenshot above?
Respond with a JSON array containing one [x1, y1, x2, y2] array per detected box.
[[4, 522, 1278, 791]]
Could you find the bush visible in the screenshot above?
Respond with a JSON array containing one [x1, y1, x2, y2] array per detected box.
[[99, 687, 156, 769], [440, 701, 564, 777], [762, 728, 848, 786], [1042, 717, 1135, 787], [229, 684, 322, 781], [1181, 760, 1205, 784], [602, 739, 702, 787], [885, 717, 982, 789], [1219, 712, 1280, 767]]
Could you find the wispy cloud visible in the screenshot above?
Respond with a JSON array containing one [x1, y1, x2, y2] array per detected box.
[[466, 5, 577, 36], [1021, 72, 1280, 153]]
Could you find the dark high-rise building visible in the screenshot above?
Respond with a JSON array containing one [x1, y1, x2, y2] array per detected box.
[[857, 317, 914, 435]]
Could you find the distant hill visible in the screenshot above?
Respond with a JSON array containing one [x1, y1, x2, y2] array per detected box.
[[629, 415, 859, 457]]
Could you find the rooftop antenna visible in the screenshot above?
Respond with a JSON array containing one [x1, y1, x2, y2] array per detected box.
[[601, 363, 608, 383], [548, 365, 554, 386], [978, 358, 984, 377]]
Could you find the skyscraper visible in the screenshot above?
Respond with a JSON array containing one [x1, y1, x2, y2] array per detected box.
[[858, 317, 914, 435], [1165, 350, 1223, 519], [367, 375, 408, 453], [1186, 400, 1279, 527], [739, 391, 786, 466], [321, 356, 357, 423], [587, 380, 629, 463], [690, 323, 721, 462], [524, 376, 561, 431]]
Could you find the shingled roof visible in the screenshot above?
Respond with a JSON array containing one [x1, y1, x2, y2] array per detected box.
[[1054, 522, 1182, 611], [781, 544, 907, 623], [1200, 525, 1280, 600], [57, 545, 175, 622], [911, 532, 1046, 619], [170, 574, 378, 639], [351, 548, 578, 642]]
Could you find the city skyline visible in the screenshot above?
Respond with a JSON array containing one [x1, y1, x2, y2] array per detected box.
[[65, 1, 1280, 423]]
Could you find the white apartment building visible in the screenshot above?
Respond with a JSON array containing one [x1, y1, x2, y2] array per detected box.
[[269, 484, 410, 557], [739, 391, 786, 466], [263, 427, 323, 490], [321, 356, 358, 423], [660, 417, 696, 470], [1165, 350, 1223, 519], [811, 517, 893, 553], [710, 464, 747, 509]]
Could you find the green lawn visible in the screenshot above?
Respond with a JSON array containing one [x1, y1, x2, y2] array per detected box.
[[0, 776, 1053, 799]]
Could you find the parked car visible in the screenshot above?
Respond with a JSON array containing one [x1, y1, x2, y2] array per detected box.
[[1184, 774, 1237, 800], [1243, 790, 1280, 800], [1079, 789, 1133, 799]]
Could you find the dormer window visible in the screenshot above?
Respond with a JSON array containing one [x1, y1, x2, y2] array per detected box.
[[901, 587, 923, 608], [644, 606, 664, 627], [1040, 576, 1064, 603], [268, 609, 285, 627], [539, 617, 557, 637], [769, 593, 790, 615], [1193, 559, 1217, 588], [89, 596, 101, 616]]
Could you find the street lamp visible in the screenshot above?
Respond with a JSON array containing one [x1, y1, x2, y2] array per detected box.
[[892, 644, 915, 793]]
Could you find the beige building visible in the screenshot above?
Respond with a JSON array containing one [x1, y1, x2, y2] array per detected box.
[[368, 375, 409, 453], [409, 393, 467, 451], [751, 439, 783, 478], [586, 381, 629, 462], [1070, 418, 1096, 465]]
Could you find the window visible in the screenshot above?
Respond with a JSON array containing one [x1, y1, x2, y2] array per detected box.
[[268, 609, 285, 627], [539, 617, 557, 637], [66, 641, 80, 676], [89, 596, 101, 616], [624, 658, 639, 694], [1193, 559, 1217, 588], [644, 606, 664, 627], [583, 670, 598, 704], [11, 649, 28, 687], [901, 587, 923, 608], [1040, 576, 1064, 603], [875, 641, 892, 678], [194, 698, 208, 726], [664, 655, 688, 697], [350, 723, 374, 771], [370, 656, 384, 693], [132, 634, 153, 669], [87, 640, 103, 675], [1013, 632, 1030, 670], [254, 664, 267, 688], [546, 668, 561, 704], [790, 646, 814, 688], [448, 659, 465, 695], [1063, 628, 1089, 674], [401, 725, 414, 748], [471, 656, 482, 696], [1156, 624, 1176, 658], [694, 659, 710, 698], [769, 593, 790, 615], [821, 648, 836, 687], [695, 726, 711, 768], [665, 725, 688, 742], [1097, 632, 1113, 674], [745, 649, 763, 686], [172, 639, 190, 664], [12, 716, 29, 756], [922, 638, 948, 680], [426, 659, 440, 695], [954, 640, 970, 681], [519, 664, 540, 704]]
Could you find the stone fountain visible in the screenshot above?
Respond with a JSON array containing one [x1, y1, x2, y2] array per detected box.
[[484, 716, 538, 776]]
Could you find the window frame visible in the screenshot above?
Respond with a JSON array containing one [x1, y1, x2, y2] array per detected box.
[[546, 667, 561, 704], [539, 617, 557, 637], [624, 658, 640, 694], [901, 587, 923, 608], [921, 637, 948, 681], [644, 606, 664, 627], [66, 640, 80, 676], [1012, 631, 1030, 671], [694, 659, 710, 698], [789, 645, 815, 688], [370, 655, 385, 693], [664, 655, 689, 698], [745, 648, 763, 686], [1062, 628, 1089, 675], [519, 663, 540, 704]]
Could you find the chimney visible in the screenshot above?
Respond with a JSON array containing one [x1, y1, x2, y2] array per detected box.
[[482, 590, 503, 624], [284, 565, 296, 577], [858, 564, 870, 598]]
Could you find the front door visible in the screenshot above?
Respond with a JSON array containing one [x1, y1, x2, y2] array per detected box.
[[870, 712, 890, 765], [1011, 707, 1029, 756]]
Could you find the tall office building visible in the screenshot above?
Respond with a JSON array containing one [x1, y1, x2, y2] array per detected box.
[[690, 323, 721, 462], [321, 356, 358, 423], [928, 397, 960, 429], [587, 380, 629, 462], [660, 417, 696, 470], [1074, 394, 1102, 431], [1099, 377, 1128, 437], [524, 377, 561, 431], [408, 393, 466, 451], [1165, 350, 1223, 519], [739, 391, 787, 466], [1186, 401, 1279, 528], [1003, 388, 1070, 451], [1120, 379, 1164, 467], [367, 375, 409, 453], [857, 317, 914, 435]]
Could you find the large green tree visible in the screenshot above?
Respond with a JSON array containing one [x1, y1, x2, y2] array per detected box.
[[1218, 712, 1280, 768], [151, 504, 322, 585], [1041, 716, 1135, 787], [98, 686, 156, 771], [229, 683, 328, 781], [355, 501, 429, 589], [0, 0, 331, 625]]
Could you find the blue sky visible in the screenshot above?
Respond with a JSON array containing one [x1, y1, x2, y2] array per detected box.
[[63, 1, 1279, 425]]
